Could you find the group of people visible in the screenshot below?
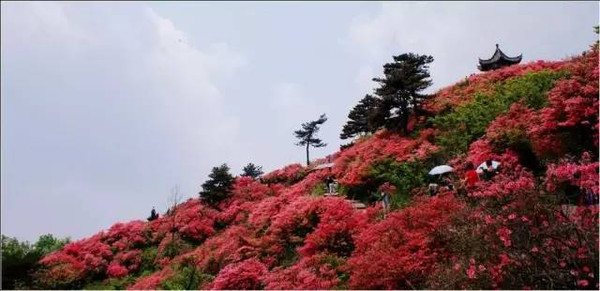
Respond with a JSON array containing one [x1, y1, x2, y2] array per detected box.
[[463, 159, 499, 186], [428, 175, 454, 196], [428, 159, 499, 197]]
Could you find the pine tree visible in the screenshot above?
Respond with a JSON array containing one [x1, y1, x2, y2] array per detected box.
[[340, 94, 380, 140], [241, 163, 263, 179], [199, 164, 235, 208], [294, 114, 328, 166], [371, 53, 434, 134]]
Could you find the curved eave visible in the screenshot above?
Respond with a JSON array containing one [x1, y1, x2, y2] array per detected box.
[[479, 53, 522, 65], [503, 54, 522, 63]]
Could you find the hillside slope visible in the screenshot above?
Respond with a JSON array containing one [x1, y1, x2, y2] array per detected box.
[[34, 45, 598, 290]]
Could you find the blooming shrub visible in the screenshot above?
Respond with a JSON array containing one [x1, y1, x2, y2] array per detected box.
[[347, 194, 465, 289], [262, 163, 306, 184], [107, 262, 128, 278], [427, 182, 598, 289], [264, 254, 347, 289], [36, 234, 113, 288], [210, 258, 268, 290], [248, 195, 288, 230], [128, 268, 174, 290], [333, 129, 436, 186], [152, 199, 217, 242], [545, 152, 599, 196], [104, 221, 147, 251]]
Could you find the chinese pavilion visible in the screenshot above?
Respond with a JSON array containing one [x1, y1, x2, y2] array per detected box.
[[478, 44, 522, 71]]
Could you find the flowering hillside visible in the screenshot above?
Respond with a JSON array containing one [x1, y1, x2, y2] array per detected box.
[[34, 45, 598, 290]]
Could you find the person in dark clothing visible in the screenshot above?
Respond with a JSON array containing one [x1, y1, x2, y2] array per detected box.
[[481, 159, 498, 181], [148, 207, 159, 221], [326, 176, 335, 193], [428, 183, 439, 196], [583, 188, 597, 206], [561, 171, 583, 206], [439, 174, 454, 191]]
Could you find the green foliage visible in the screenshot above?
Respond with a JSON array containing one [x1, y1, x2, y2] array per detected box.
[[368, 159, 429, 209], [83, 276, 136, 290], [489, 127, 544, 174], [340, 94, 380, 140], [161, 258, 213, 290], [310, 182, 327, 196], [162, 240, 181, 259], [199, 163, 235, 208], [83, 281, 115, 290], [433, 70, 567, 157], [241, 163, 264, 179], [280, 244, 300, 268], [1, 234, 69, 290], [139, 246, 158, 273]]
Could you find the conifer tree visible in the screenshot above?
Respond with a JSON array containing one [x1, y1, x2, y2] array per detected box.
[[340, 94, 380, 140], [294, 114, 328, 166], [371, 53, 434, 134], [241, 163, 263, 179], [199, 164, 235, 208]]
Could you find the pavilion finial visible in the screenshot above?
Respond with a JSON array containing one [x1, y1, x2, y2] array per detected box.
[[496, 43, 499, 49]]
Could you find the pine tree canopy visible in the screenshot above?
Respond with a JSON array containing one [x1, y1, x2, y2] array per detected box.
[[340, 94, 380, 140], [370, 53, 434, 134], [241, 163, 263, 179], [294, 113, 328, 165], [294, 114, 327, 147], [199, 163, 235, 207]]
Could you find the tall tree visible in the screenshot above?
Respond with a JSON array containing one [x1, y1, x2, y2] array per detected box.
[[340, 94, 380, 140], [241, 163, 263, 179], [371, 53, 434, 134], [199, 164, 235, 208], [294, 114, 328, 166]]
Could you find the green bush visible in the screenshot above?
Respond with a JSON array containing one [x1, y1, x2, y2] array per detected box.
[[139, 246, 158, 274], [160, 259, 213, 290], [311, 182, 327, 196], [83, 276, 137, 290], [433, 70, 568, 157], [1, 234, 70, 290], [368, 159, 429, 209]]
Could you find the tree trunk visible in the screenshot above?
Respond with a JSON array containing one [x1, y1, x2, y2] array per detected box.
[[401, 103, 409, 134], [306, 143, 310, 166]]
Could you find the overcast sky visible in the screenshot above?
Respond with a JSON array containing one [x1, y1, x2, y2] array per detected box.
[[2, 1, 598, 241]]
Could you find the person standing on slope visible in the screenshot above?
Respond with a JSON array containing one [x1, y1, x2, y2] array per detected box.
[[463, 162, 480, 187], [379, 182, 395, 218]]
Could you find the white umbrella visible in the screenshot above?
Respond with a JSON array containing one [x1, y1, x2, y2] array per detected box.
[[428, 165, 454, 175], [476, 161, 501, 173], [312, 162, 335, 170]]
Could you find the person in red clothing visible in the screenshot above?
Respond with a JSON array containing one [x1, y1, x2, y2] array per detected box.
[[463, 162, 480, 186]]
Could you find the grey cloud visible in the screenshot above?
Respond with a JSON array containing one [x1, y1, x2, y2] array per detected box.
[[1, 2, 246, 241]]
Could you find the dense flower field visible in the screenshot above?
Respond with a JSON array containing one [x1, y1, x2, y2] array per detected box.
[[34, 46, 598, 290]]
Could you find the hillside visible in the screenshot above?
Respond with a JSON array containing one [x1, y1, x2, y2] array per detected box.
[[33, 45, 598, 290]]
